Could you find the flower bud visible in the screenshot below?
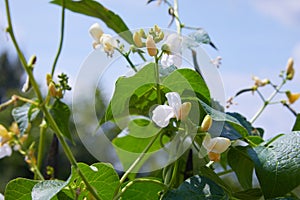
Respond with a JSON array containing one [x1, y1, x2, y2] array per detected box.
[[0, 125, 10, 145], [46, 74, 52, 86], [286, 91, 300, 104], [27, 55, 37, 68], [201, 115, 212, 132], [286, 58, 295, 80], [48, 82, 57, 97], [154, 25, 161, 33], [89, 23, 103, 41], [139, 29, 147, 39], [133, 32, 144, 48], [179, 102, 192, 121], [56, 89, 63, 99], [146, 35, 157, 57], [22, 76, 31, 93]]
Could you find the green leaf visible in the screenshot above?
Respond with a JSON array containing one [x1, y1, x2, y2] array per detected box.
[[12, 103, 39, 135], [51, 0, 133, 44], [233, 188, 262, 200], [108, 63, 157, 122], [77, 162, 119, 200], [199, 100, 248, 138], [162, 68, 210, 104], [227, 146, 254, 190], [121, 178, 166, 200], [31, 176, 72, 200], [292, 114, 300, 131], [163, 175, 229, 200], [247, 132, 300, 198], [4, 178, 38, 200], [50, 100, 72, 142]]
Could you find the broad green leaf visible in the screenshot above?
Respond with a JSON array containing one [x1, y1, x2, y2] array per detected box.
[[247, 132, 300, 198], [77, 162, 119, 200], [109, 63, 157, 122], [292, 114, 300, 131], [121, 178, 166, 200], [50, 100, 72, 142], [162, 68, 210, 104], [199, 100, 248, 138], [12, 103, 39, 135], [163, 175, 228, 200], [5, 178, 38, 200], [233, 188, 262, 200], [227, 146, 254, 190], [199, 166, 232, 195], [31, 176, 72, 200], [51, 0, 133, 44]]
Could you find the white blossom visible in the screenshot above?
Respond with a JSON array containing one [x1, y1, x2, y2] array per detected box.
[[0, 143, 12, 159], [0, 193, 4, 200], [100, 34, 118, 57], [89, 23, 103, 43], [152, 92, 191, 128], [161, 34, 182, 68], [202, 134, 231, 154]]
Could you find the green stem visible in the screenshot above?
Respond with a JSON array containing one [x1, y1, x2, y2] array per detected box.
[[33, 165, 45, 180], [250, 79, 286, 123], [115, 131, 161, 196], [217, 169, 234, 176], [173, 0, 181, 34], [116, 48, 138, 72], [51, 0, 65, 76], [4, 1, 101, 199], [36, 120, 47, 180], [113, 178, 168, 200], [155, 56, 162, 104]]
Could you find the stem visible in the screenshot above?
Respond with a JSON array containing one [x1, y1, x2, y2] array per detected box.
[[36, 120, 47, 179], [282, 102, 297, 116], [114, 132, 162, 198], [173, 0, 181, 34], [12, 95, 39, 106], [116, 48, 137, 72], [0, 98, 14, 111], [33, 165, 45, 180], [51, 0, 65, 76], [217, 169, 234, 176], [155, 56, 162, 104], [250, 79, 286, 123], [113, 178, 168, 200], [4, 2, 101, 199]]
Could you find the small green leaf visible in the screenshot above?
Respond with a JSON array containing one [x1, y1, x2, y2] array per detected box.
[[31, 176, 71, 200], [292, 114, 300, 131], [228, 146, 254, 190], [12, 103, 39, 135], [163, 175, 228, 200], [121, 178, 166, 200], [50, 100, 72, 142], [77, 162, 119, 200], [233, 188, 262, 200], [247, 132, 300, 198], [51, 0, 133, 44], [4, 178, 38, 200]]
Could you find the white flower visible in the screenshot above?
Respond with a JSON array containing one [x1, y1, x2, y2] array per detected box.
[[202, 134, 231, 154], [152, 92, 191, 128], [161, 34, 182, 68], [89, 23, 103, 43], [0, 193, 4, 200], [0, 143, 12, 159], [100, 34, 118, 57], [161, 54, 182, 68]]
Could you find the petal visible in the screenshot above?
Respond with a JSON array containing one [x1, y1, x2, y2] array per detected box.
[[166, 92, 181, 119], [202, 134, 214, 152], [165, 33, 182, 54], [152, 105, 175, 128], [0, 143, 12, 159], [209, 137, 231, 153], [89, 23, 103, 41]]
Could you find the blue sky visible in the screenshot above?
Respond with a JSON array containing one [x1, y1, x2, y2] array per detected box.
[[1, 0, 300, 138]]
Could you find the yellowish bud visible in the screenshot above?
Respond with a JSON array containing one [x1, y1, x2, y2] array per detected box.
[[133, 32, 144, 48], [46, 74, 52, 86], [0, 125, 11, 145], [201, 115, 212, 132], [179, 102, 192, 121], [27, 55, 37, 68], [286, 58, 295, 80], [56, 89, 63, 99], [49, 82, 57, 97], [146, 35, 157, 57], [9, 122, 19, 135], [286, 91, 300, 104], [139, 29, 146, 39], [154, 25, 161, 33]]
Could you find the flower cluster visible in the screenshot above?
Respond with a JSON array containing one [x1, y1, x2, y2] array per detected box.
[[0, 123, 26, 159], [89, 23, 118, 57]]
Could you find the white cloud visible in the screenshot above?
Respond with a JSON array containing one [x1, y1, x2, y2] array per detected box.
[[250, 0, 300, 27]]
